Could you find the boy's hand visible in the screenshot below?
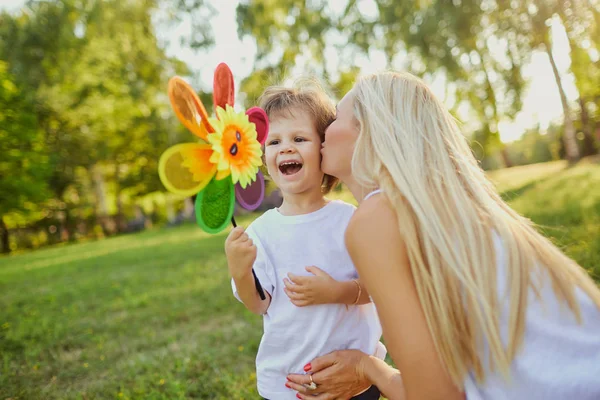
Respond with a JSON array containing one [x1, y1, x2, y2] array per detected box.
[[283, 266, 341, 306], [225, 227, 257, 280]]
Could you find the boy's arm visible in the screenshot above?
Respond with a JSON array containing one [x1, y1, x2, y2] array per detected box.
[[283, 266, 372, 307], [226, 227, 272, 315], [335, 278, 371, 305], [232, 271, 271, 314]]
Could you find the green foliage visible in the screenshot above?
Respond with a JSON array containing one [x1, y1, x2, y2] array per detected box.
[[236, 0, 529, 156], [492, 125, 562, 168], [169, 0, 217, 49], [0, 61, 51, 216], [236, 1, 600, 164], [236, 0, 338, 106], [0, 0, 203, 251]]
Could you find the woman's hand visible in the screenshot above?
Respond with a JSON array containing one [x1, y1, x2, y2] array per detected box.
[[286, 349, 371, 400], [283, 266, 342, 306]]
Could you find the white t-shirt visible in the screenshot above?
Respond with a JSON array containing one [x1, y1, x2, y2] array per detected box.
[[231, 200, 385, 400], [464, 232, 600, 399]]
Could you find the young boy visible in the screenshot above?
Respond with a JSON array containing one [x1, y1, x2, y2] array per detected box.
[[226, 79, 385, 400]]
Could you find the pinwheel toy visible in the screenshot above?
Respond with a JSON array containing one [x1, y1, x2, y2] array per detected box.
[[158, 62, 268, 299]]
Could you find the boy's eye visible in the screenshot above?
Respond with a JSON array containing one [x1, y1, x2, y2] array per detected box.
[[267, 139, 280, 145], [294, 137, 306, 142]]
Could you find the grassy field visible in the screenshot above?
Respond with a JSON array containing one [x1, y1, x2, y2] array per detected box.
[[1, 159, 599, 399], [487, 158, 600, 277]]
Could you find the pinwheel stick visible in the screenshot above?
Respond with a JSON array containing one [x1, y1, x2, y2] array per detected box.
[[231, 216, 266, 300]]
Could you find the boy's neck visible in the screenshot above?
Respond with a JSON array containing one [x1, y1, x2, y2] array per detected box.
[[278, 187, 328, 216]]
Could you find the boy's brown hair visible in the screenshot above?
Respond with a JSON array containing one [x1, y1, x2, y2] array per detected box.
[[257, 78, 339, 194]]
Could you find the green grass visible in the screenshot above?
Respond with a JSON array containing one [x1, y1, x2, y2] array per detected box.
[[488, 157, 600, 279], [1, 214, 263, 400], [1, 159, 599, 399]]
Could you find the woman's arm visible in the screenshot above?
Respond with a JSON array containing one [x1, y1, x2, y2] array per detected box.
[[362, 355, 405, 400], [285, 349, 404, 400], [345, 195, 464, 400]]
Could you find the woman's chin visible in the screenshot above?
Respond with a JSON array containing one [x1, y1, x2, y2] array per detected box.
[[321, 164, 333, 176], [321, 160, 338, 178]]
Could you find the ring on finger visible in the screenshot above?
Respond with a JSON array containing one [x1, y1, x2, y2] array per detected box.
[[306, 374, 317, 390]]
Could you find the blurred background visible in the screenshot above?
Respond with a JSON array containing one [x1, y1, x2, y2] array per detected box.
[[1, 0, 599, 399]]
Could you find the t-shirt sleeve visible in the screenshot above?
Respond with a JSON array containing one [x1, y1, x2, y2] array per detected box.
[[231, 225, 275, 303]]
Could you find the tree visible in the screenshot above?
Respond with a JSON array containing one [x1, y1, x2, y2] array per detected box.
[[0, 1, 91, 238], [36, 0, 188, 232], [494, 0, 585, 161], [0, 0, 195, 246], [236, 0, 337, 105], [0, 61, 51, 253], [236, 1, 526, 166], [557, 0, 600, 156]]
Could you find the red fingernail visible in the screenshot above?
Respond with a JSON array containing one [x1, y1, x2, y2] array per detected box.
[[285, 383, 291, 388], [303, 363, 311, 372], [296, 394, 302, 399]]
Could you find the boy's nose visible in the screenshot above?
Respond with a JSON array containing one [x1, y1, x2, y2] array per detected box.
[[279, 146, 295, 154]]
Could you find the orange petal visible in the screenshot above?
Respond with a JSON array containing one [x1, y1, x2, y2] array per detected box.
[[168, 77, 214, 140], [213, 63, 235, 111]]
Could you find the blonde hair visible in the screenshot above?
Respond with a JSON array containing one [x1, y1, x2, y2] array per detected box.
[[351, 71, 600, 387], [258, 79, 339, 194]]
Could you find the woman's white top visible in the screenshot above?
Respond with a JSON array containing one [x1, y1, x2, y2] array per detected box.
[[464, 232, 600, 399]]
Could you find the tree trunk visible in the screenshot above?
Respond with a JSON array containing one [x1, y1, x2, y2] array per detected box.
[[579, 98, 597, 156], [500, 147, 513, 168], [545, 41, 580, 162], [0, 216, 10, 254], [166, 196, 175, 224], [475, 48, 513, 168], [183, 197, 194, 219], [63, 206, 75, 242], [115, 163, 125, 234], [559, 15, 597, 158], [91, 164, 110, 235]]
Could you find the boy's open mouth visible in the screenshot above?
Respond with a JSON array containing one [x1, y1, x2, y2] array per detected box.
[[278, 160, 303, 175]]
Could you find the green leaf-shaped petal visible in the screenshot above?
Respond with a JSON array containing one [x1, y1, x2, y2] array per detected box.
[[195, 176, 235, 234]]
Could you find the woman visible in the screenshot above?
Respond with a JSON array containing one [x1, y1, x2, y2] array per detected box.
[[285, 71, 600, 399]]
